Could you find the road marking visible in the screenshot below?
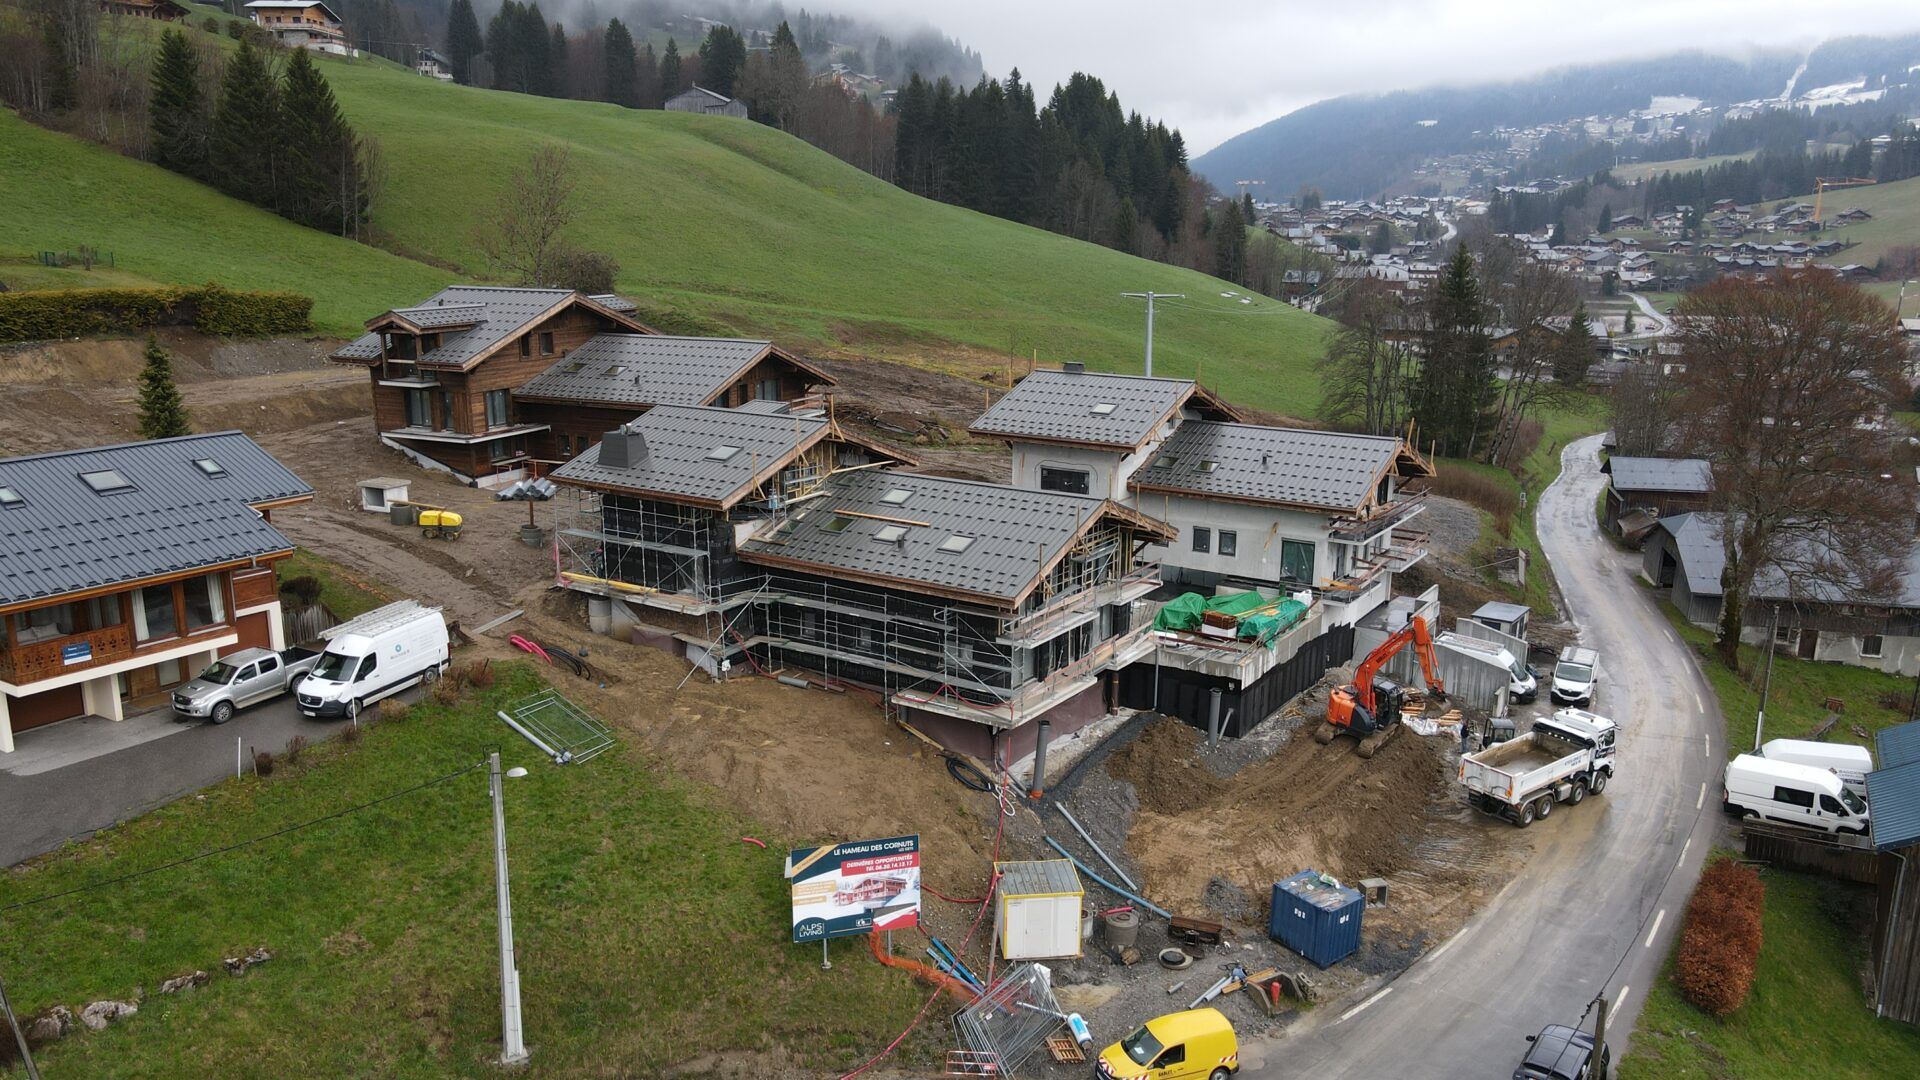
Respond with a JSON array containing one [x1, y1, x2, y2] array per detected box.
[[1664, 628, 1676, 644], [1696, 783, 1706, 810], [1424, 937, 1456, 966], [1614, 985, 1631, 1014], [1339, 986, 1393, 1023], [1645, 910, 1666, 948], [1703, 733, 1710, 757], [1694, 692, 1704, 714], [1680, 837, 1693, 864]]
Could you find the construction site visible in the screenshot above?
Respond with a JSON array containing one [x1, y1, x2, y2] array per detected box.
[[0, 326, 1560, 1077]]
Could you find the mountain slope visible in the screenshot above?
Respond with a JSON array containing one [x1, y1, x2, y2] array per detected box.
[[305, 55, 1329, 412], [0, 110, 457, 335], [1196, 50, 1804, 198]]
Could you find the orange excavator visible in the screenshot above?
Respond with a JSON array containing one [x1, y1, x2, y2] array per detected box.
[[1314, 614, 1446, 758]]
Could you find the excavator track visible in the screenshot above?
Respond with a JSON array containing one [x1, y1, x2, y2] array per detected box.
[[1356, 723, 1402, 759], [1313, 722, 1339, 745]]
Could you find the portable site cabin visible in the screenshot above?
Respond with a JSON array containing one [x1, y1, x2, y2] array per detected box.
[[996, 860, 1084, 960], [1470, 601, 1531, 642], [359, 477, 410, 512], [1269, 870, 1363, 968]]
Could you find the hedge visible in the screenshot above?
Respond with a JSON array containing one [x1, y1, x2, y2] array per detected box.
[[1672, 860, 1766, 1016], [0, 283, 312, 342]]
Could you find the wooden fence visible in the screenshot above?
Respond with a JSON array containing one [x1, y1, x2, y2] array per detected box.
[[282, 603, 340, 646], [1741, 821, 1882, 886]]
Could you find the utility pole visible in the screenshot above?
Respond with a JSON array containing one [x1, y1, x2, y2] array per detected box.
[[1593, 991, 1610, 1074], [490, 752, 530, 1066], [0, 967, 39, 1080], [1121, 292, 1182, 377], [1755, 606, 1780, 751]]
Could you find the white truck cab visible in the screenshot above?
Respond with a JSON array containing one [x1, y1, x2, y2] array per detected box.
[[295, 601, 449, 720], [1723, 754, 1869, 835]]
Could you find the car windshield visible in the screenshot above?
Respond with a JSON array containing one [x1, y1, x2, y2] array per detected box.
[[1120, 1026, 1164, 1066], [310, 650, 355, 681], [1842, 787, 1867, 814], [198, 661, 242, 685], [1558, 663, 1593, 682], [1511, 659, 1530, 681]]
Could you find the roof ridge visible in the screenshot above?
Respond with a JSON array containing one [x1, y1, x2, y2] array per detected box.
[[0, 430, 250, 467], [1178, 419, 1401, 443], [1032, 367, 1193, 386], [861, 470, 1106, 502]]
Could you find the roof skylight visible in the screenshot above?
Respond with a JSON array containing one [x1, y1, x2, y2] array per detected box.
[[937, 534, 975, 554], [1152, 454, 1177, 469], [0, 486, 22, 508], [79, 469, 135, 494], [193, 458, 226, 477], [1090, 402, 1118, 416], [1194, 460, 1219, 473], [706, 445, 742, 461], [873, 525, 908, 543], [880, 488, 913, 505], [821, 515, 853, 532], [563, 361, 588, 373]]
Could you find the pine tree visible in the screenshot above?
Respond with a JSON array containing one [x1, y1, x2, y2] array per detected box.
[[548, 22, 568, 97], [1555, 301, 1595, 385], [635, 42, 659, 108], [1597, 203, 1613, 234], [1241, 191, 1255, 220], [659, 37, 681, 101], [697, 25, 746, 97], [445, 0, 484, 86], [280, 48, 363, 235], [137, 335, 191, 440], [1214, 198, 1247, 284], [602, 18, 637, 106], [1411, 247, 1496, 457], [210, 41, 282, 210], [149, 28, 208, 180]]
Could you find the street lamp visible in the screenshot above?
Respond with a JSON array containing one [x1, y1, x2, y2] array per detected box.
[[490, 753, 530, 1066]]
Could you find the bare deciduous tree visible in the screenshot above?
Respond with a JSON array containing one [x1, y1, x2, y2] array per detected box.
[[475, 143, 580, 287], [1670, 270, 1913, 667], [1608, 364, 1678, 458], [1320, 279, 1419, 436], [1472, 234, 1580, 468]]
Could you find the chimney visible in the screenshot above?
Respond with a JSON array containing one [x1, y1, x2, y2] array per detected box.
[[599, 429, 647, 469], [1063, 361, 1086, 375]]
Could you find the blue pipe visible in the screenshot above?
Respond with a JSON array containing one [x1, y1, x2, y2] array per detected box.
[[929, 935, 982, 987], [1044, 835, 1172, 918]]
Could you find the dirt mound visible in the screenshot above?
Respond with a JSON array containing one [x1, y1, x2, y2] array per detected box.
[[1114, 717, 1450, 912]]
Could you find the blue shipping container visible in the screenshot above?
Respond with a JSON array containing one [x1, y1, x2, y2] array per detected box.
[[1269, 870, 1363, 968]]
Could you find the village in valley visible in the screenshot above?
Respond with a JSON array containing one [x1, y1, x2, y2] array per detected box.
[[4, 2, 1920, 1079]]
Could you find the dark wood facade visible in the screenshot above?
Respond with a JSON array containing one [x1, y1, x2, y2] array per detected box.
[[1873, 847, 1920, 1025], [1603, 485, 1712, 537]]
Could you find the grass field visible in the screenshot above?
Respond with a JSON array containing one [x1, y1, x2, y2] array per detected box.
[[1620, 867, 1920, 1079], [1611, 152, 1757, 185], [0, 664, 928, 1078], [3, 14, 1331, 415], [1659, 601, 1913, 758], [0, 111, 458, 336], [1803, 173, 1920, 271], [274, 549, 396, 621]]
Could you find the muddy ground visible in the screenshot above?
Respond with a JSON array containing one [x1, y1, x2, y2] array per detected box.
[[4, 331, 1527, 1075]]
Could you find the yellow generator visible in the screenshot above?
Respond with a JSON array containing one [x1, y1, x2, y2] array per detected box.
[[420, 509, 463, 540]]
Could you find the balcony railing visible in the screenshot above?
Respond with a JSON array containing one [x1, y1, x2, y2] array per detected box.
[[1, 625, 132, 685]]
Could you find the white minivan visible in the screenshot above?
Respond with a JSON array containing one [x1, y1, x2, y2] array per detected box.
[[1758, 738, 1873, 800], [1723, 754, 1869, 835], [296, 601, 449, 720]]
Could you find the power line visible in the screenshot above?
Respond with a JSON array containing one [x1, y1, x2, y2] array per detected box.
[[0, 760, 485, 917]]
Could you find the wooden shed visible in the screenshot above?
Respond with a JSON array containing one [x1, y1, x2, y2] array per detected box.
[[1869, 721, 1920, 1025]]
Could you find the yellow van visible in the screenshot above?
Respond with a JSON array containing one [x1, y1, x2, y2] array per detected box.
[[1096, 1007, 1239, 1080]]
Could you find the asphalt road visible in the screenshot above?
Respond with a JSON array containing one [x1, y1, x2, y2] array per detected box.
[[0, 693, 360, 868], [1244, 434, 1725, 1077]]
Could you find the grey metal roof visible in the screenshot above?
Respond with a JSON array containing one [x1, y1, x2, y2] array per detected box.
[[969, 368, 1196, 449], [1868, 760, 1920, 851], [1129, 421, 1401, 511], [332, 287, 639, 368], [1606, 456, 1713, 494], [0, 432, 309, 606], [515, 335, 773, 408], [1472, 601, 1532, 624], [1880, 720, 1920, 771], [1656, 512, 1920, 607], [550, 405, 825, 507], [734, 399, 794, 415], [741, 471, 1115, 604], [589, 293, 639, 314], [996, 860, 1081, 897], [391, 302, 487, 329]]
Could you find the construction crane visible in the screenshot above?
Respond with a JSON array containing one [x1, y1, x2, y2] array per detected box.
[[1314, 614, 1446, 758], [1813, 176, 1874, 224]]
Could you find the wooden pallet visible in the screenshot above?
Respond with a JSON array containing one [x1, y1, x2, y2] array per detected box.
[[1045, 1037, 1086, 1063]]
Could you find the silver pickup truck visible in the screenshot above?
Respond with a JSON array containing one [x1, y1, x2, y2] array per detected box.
[[172, 647, 322, 724]]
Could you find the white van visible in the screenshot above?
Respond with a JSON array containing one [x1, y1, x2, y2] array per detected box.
[[1758, 739, 1873, 800], [1551, 647, 1600, 706], [1722, 754, 1869, 835], [295, 601, 449, 720]]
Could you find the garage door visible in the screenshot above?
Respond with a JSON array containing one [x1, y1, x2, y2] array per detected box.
[[11, 684, 86, 732], [226, 611, 273, 655]]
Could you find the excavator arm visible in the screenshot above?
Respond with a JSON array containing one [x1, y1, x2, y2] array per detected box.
[[1349, 614, 1445, 712]]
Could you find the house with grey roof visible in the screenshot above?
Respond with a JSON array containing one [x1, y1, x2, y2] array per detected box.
[[1642, 511, 1920, 675], [550, 408, 1174, 759], [514, 335, 833, 463], [1866, 720, 1920, 1025], [970, 365, 1433, 626], [331, 286, 656, 482], [1602, 455, 1713, 542], [664, 86, 748, 118], [0, 433, 312, 752]]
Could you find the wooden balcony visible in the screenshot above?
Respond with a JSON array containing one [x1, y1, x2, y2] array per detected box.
[[1, 625, 132, 685], [233, 567, 278, 608]]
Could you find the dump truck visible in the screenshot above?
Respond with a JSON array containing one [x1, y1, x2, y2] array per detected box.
[[1460, 708, 1618, 827]]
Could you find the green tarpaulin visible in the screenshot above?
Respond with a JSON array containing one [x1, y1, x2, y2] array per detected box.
[[1151, 591, 1308, 648]]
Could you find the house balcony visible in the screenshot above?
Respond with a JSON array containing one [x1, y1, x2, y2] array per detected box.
[[1327, 490, 1428, 544], [0, 625, 132, 685], [383, 423, 549, 445], [1002, 564, 1160, 645]]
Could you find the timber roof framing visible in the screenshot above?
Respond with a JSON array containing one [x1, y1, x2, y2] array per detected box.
[[329, 287, 655, 371], [968, 367, 1242, 451]]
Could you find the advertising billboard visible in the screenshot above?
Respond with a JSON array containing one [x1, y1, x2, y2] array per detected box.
[[786, 834, 921, 942]]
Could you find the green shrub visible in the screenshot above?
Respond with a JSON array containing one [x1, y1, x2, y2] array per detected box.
[[1673, 860, 1765, 1016], [0, 284, 312, 342]]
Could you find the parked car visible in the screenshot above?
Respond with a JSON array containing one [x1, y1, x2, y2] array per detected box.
[[1550, 647, 1600, 705], [1722, 754, 1869, 835], [1096, 1007, 1238, 1080], [1514, 1023, 1608, 1079], [295, 601, 448, 720], [172, 647, 322, 724], [1758, 738, 1872, 800]]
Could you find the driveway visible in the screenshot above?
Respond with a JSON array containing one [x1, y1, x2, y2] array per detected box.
[[1242, 434, 1725, 1076], [0, 692, 367, 868]]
